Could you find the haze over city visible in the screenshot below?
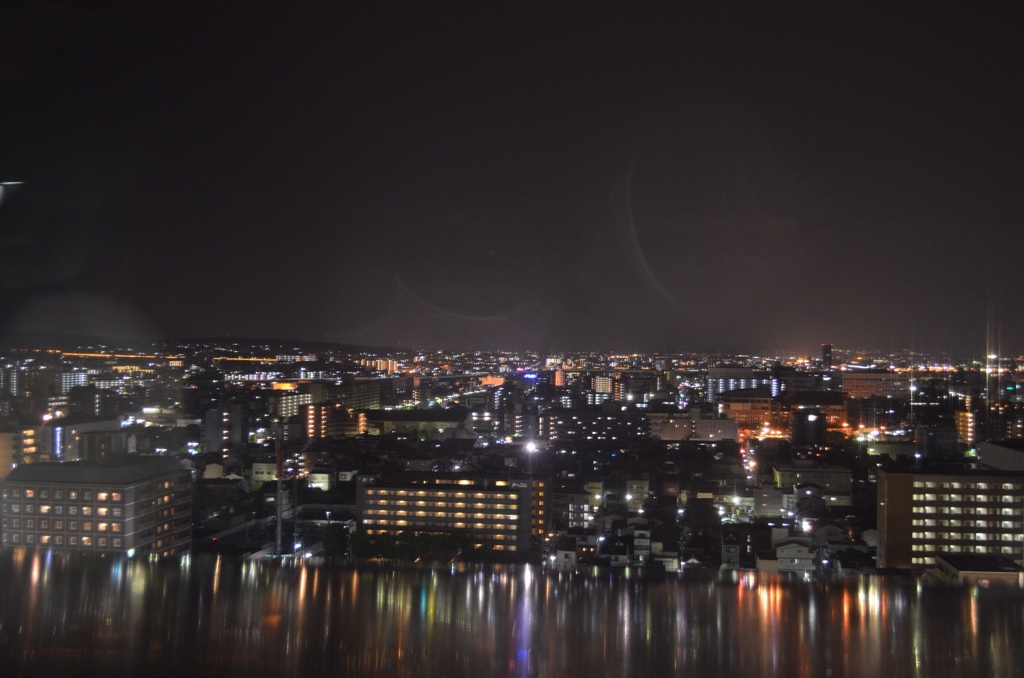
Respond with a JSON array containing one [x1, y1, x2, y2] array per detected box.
[[2, 5, 1022, 356]]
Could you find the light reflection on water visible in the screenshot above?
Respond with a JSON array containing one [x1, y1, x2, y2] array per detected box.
[[1, 550, 1022, 677]]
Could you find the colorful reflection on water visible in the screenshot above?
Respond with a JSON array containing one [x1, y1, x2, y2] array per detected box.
[[1, 550, 1022, 677]]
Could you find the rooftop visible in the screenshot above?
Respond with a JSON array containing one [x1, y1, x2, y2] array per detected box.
[[5, 455, 186, 485]]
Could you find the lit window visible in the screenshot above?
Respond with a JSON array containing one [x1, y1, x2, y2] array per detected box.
[[98, 492, 109, 501], [40, 505, 51, 514]]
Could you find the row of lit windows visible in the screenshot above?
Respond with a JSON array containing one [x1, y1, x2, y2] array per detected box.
[[912, 494, 1019, 503], [364, 499, 518, 510], [3, 533, 123, 548], [3, 489, 123, 502], [3, 517, 123, 532], [912, 532, 1023, 542], [361, 529, 515, 550], [913, 481, 1021, 491], [365, 489, 518, 500], [912, 519, 1022, 529], [363, 519, 516, 532], [917, 510, 1019, 520], [912, 506, 1017, 516], [364, 509, 519, 520], [3, 504, 123, 516]]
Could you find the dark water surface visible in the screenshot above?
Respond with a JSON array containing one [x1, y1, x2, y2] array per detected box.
[[1, 549, 1022, 677]]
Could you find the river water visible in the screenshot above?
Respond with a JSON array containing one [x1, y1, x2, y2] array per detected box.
[[1, 549, 1021, 677]]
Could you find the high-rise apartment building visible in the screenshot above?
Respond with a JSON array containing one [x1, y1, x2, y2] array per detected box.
[[877, 467, 1024, 569], [1, 456, 192, 557], [358, 472, 548, 552]]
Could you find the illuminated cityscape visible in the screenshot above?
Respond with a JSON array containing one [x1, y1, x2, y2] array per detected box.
[[4, 3, 1024, 675], [2, 337, 1024, 576], [2, 339, 1023, 675]]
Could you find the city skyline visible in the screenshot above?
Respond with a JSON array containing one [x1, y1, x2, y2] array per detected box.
[[2, 6, 1022, 355]]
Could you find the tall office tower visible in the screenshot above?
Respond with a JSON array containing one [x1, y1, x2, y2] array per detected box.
[[821, 343, 833, 369]]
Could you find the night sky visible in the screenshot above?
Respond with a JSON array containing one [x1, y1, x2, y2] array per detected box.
[[2, 4, 1022, 356]]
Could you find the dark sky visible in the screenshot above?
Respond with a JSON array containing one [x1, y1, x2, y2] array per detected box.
[[1, 4, 1022, 356]]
